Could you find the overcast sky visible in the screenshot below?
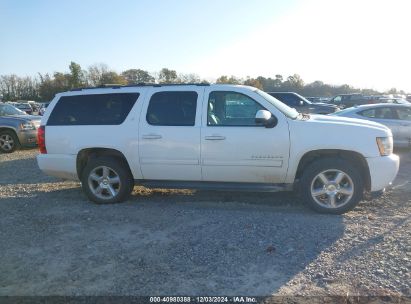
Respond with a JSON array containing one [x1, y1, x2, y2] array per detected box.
[[1, 0, 410, 92]]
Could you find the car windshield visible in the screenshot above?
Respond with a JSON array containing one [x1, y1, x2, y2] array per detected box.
[[255, 90, 299, 119], [0, 104, 27, 116]]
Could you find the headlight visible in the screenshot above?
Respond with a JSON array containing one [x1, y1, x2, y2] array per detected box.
[[20, 122, 36, 130], [376, 137, 393, 156]]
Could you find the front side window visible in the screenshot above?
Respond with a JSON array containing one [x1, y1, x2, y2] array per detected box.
[[146, 91, 197, 126], [47, 93, 139, 126], [207, 91, 265, 126]]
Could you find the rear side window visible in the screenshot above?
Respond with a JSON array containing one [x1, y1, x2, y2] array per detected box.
[[146, 91, 197, 126], [47, 93, 139, 126], [360, 107, 397, 119]]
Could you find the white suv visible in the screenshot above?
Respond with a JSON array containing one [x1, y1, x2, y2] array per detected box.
[[37, 84, 399, 214]]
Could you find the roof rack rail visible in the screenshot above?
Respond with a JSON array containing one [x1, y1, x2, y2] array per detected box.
[[70, 82, 210, 92]]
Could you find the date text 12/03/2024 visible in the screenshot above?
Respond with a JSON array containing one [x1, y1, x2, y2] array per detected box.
[[149, 296, 257, 303]]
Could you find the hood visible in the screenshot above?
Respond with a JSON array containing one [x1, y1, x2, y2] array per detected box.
[[289, 113, 393, 158], [308, 114, 390, 132]]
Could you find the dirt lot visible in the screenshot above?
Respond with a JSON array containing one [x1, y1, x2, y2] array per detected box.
[[0, 149, 410, 297]]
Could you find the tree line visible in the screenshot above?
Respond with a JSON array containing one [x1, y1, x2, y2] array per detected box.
[[0, 62, 407, 102]]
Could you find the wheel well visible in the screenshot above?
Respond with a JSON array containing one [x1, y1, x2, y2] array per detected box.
[[76, 148, 132, 180], [0, 127, 20, 144], [295, 149, 371, 191]]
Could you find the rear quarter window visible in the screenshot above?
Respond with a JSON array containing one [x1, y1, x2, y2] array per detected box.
[[47, 93, 139, 126]]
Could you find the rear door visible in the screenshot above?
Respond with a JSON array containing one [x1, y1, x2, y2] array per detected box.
[[138, 87, 204, 180]]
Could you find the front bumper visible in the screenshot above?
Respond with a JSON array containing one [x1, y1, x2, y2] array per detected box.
[[17, 129, 38, 147], [366, 154, 400, 192]]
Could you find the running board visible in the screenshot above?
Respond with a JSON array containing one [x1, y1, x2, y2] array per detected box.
[[135, 180, 292, 192]]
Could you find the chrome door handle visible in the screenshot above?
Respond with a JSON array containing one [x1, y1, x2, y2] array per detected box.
[[142, 134, 162, 139], [205, 135, 226, 140]]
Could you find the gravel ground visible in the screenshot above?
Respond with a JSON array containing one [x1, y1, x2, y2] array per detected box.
[[0, 149, 410, 297]]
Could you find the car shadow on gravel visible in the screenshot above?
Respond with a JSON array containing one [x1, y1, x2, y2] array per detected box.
[[0, 157, 57, 185], [0, 185, 345, 296]]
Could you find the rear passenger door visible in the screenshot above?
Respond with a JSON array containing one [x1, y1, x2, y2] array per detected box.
[[138, 87, 203, 180]]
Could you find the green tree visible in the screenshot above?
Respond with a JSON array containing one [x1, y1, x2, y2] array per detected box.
[[87, 64, 109, 86], [274, 74, 283, 87], [87, 64, 126, 86], [285, 74, 304, 89], [158, 68, 178, 83], [68, 61, 86, 88], [243, 77, 263, 89], [178, 73, 201, 83], [38, 72, 70, 101], [121, 69, 155, 84], [216, 75, 241, 84], [99, 72, 127, 85]]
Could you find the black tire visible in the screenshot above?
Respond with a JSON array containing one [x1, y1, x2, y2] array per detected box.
[[81, 157, 134, 204], [300, 158, 364, 214], [0, 130, 19, 153]]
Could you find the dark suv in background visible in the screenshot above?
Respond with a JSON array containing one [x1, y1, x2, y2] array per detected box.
[[267, 92, 339, 114], [328, 94, 380, 109]]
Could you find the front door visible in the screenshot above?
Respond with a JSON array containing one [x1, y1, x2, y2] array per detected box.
[[201, 88, 290, 183]]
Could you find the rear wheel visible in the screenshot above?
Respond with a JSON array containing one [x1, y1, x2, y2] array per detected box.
[[300, 158, 364, 214], [81, 157, 134, 204], [0, 130, 19, 153]]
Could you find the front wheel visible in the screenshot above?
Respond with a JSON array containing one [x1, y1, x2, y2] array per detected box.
[[81, 157, 134, 204], [300, 158, 364, 214], [0, 130, 19, 153]]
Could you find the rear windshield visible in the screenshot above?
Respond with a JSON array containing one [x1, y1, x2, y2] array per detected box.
[[47, 93, 139, 126]]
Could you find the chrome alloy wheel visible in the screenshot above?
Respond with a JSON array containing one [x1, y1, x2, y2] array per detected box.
[[88, 166, 121, 200], [310, 169, 354, 209], [0, 134, 15, 152]]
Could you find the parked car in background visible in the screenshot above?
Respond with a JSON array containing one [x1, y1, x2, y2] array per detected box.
[[0, 103, 41, 153], [328, 94, 380, 109], [39, 102, 50, 116], [14, 103, 33, 115], [331, 104, 411, 148], [267, 92, 339, 114], [378, 97, 410, 105], [306, 97, 330, 104], [30, 102, 42, 114]]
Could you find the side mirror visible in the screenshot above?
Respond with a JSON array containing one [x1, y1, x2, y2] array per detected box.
[[255, 110, 278, 128]]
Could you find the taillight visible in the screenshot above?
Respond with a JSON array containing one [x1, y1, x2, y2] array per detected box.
[[37, 126, 47, 154]]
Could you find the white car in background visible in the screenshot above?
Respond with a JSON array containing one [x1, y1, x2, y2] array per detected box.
[[332, 104, 411, 148]]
